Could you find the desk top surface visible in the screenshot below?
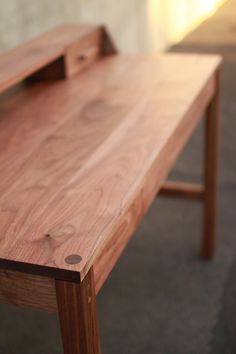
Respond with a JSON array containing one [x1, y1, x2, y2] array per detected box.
[[0, 40, 221, 281]]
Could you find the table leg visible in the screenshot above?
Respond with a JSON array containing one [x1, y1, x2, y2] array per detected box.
[[56, 268, 101, 354], [202, 70, 220, 259]]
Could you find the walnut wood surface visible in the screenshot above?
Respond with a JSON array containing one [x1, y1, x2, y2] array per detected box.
[[202, 70, 220, 258], [159, 181, 205, 200], [93, 66, 220, 292], [56, 268, 101, 354], [0, 269, 56, 311], [0, 24, 115, 94], [0, 37, 221, 282]]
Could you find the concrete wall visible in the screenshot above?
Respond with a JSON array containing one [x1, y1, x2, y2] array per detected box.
[[0, 0, 226, 54], [0, 0, 148, 53]]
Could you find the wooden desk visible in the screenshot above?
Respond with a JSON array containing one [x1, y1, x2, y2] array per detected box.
[[0, 25, 221, 353]]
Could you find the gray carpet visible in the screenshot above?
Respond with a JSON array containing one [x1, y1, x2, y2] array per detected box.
[[1, 1, 236, 353]]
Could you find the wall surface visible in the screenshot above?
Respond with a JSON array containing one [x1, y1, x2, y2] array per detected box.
[[0, 0, 227, 54], [145, 0, 227, 51]]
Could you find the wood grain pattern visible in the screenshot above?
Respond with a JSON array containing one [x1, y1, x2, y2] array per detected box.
[[159, 181, 205, 200], [0, 269, 56, 312], [93, 69, 220, 291], [0, 48, 221, 282], [0, 25, 115, 94], [56, 268, 101, 354]]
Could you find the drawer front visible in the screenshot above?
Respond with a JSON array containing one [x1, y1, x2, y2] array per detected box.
[[65, 29, 103, 78]]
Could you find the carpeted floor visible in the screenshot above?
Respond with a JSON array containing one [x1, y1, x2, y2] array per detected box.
[[1, 1, 236, 353]]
